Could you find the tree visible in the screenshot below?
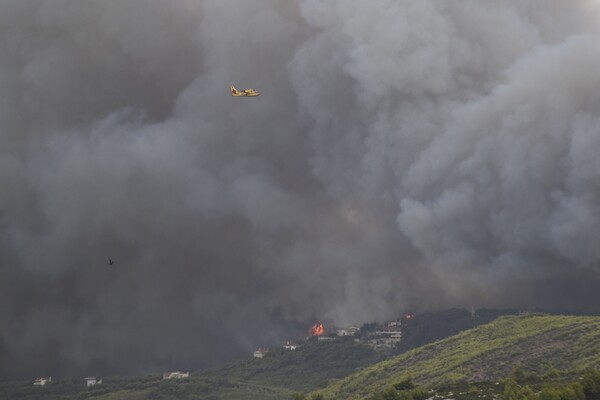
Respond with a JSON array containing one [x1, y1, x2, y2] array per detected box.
[[502, 379, 534, 400], [539, 386, 561, 400], [394, 377, 415, 391], [410, 387, 429, 400], [382, 386, 399, 400], [582, 369, 600, 400], [559, 383, 585, 400], [510, 366, 527, 384]]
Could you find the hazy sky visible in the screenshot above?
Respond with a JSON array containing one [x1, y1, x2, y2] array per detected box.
[[1, 0, 600, 379]]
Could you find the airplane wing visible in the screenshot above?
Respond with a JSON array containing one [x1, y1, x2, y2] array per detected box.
[[230, 85, 245, 96]]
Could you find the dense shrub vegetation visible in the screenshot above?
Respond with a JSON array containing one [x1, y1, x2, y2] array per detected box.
[[308, 368, 600, 400], [318, 315, 600, 399]]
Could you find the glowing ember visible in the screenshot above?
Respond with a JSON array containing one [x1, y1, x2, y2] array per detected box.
[[403, 313, 415, 320], [308, 322, 324, 336]]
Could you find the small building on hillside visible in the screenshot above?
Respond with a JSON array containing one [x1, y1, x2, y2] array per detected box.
[[367, 319, 402, 352], [337, 326, 360, 336], [387, 320, 402, 328], [84, 377, 102, 387], [317, 336, 334, 341], [33, 377, 51, 386], [253, 348, 269, 358], [284, 341, 299, 350], [163, 371, 189, 380], [348, 326, 360, 335]]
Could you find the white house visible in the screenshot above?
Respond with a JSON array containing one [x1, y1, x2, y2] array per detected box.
[[163, 371, 189, 380], [33, 377, 51, 386], [84, 377, 102, 387], [253, 348, 269, 358], [337, 326, 361, 336], [348, 326, 360, 335], [283, 341, 298, 350]]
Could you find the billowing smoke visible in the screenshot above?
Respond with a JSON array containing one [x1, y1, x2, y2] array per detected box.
[[1, 0, 600, 378]]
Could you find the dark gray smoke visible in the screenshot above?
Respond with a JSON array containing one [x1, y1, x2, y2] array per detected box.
[[2, 0, 600, 379]]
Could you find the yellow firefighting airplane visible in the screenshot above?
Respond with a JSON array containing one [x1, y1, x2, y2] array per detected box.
[[230, 85, 260, 97]]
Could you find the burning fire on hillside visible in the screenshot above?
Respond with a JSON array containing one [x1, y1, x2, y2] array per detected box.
[[308, 322, 324, 337]]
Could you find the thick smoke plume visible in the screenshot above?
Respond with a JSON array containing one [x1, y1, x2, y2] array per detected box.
[[1, 0, 600, 378]]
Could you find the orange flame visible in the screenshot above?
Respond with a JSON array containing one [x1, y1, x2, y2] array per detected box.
[[308, 322, 324, 336]]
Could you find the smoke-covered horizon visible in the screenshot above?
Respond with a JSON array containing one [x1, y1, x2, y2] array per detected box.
[[2, 0, 600, 379]]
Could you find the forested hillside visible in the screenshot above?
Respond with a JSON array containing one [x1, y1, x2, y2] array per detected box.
[[4, 312, 598, 400], [318, 314, 600, 400]]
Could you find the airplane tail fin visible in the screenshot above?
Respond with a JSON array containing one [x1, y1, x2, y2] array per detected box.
[[230, 85, 238, 95]]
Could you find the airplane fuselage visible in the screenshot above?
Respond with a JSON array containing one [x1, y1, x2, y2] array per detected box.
[[230, 85, 260, 97]]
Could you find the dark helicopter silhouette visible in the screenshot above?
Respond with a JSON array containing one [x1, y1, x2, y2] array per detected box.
[[108, 258, 114, 266]]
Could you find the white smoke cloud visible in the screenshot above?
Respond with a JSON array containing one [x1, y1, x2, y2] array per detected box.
[[1, 0, 600, 378]]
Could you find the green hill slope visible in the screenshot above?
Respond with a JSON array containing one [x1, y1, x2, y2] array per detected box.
[[197, 308, 515, 396], [0, 375, 296, 400], [318, 314, 600, 400], [200, 336, 382, 393], [5, 312, 598, 400], [0, 338, 381, 400]]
